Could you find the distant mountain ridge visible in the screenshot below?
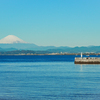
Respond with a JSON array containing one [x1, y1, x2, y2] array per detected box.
[[0, 35, 100, 53], [0, 45, 100, 53], [47, 46, 100, 53]]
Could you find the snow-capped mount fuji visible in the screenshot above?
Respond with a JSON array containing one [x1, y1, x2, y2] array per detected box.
[[0, 35, 39, 50], [0, 35, 60, 51], [0, 35, 27, 44]]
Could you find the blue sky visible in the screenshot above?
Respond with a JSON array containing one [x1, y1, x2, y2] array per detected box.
[[0, 0, 100, 47]]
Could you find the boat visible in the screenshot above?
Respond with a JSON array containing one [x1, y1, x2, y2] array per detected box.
[[74, 53, 100, 64]]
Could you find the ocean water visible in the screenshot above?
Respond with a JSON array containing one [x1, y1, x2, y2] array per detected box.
[[0, 55, 100, 100]]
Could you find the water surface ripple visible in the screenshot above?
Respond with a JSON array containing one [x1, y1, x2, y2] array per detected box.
[[0, 55, 100, 100]]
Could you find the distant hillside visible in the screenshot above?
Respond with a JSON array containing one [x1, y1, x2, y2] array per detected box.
[[0, 50, 52, 55], [0, 43, 38, 50], [0, 45, 100, 53], [47, 46, 100, 53], [0, 47, 17, 51]]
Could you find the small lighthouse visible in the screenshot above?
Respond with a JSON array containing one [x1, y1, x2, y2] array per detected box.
[[81, 52, 82, 58]]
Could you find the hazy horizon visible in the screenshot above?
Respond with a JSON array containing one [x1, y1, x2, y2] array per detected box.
[[0, 35, 99, 48]]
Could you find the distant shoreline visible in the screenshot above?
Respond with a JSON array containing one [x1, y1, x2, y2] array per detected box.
[[0, 53, 99, 56]]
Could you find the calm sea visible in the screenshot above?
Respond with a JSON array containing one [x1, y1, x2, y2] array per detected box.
[[0, 55, 100, 100]]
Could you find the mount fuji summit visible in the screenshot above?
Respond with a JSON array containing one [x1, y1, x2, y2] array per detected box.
[[0, 35, 38, 50], [0, 35, 27, 44]]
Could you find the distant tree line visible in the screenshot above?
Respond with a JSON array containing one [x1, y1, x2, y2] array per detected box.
[[0, 50, 52, 55]]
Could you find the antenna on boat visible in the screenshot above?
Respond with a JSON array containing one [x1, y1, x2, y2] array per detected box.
[[81, 52, 82, 58]]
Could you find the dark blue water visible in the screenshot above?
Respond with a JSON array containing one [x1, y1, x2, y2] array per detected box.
[[0, 55, 100, 100]]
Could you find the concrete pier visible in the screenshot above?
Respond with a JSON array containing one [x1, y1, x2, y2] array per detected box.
[[74, 57, 100, 64]]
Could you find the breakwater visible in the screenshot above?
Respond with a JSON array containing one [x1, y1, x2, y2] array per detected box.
[[75, 57, 100, 64]]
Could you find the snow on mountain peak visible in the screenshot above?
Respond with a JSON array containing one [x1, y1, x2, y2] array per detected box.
[[0, 35, 28, 44]]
